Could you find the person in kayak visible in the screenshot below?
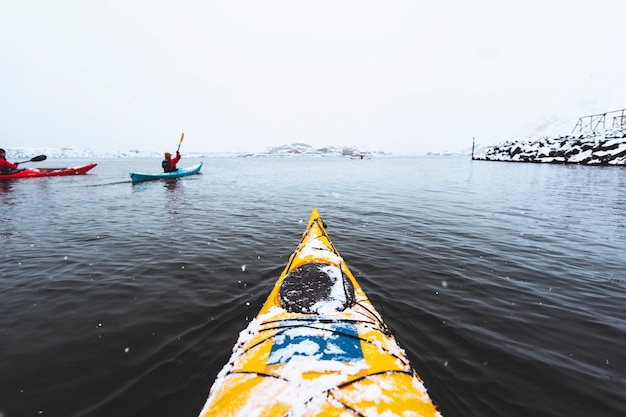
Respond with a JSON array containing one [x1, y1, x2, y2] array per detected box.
[[0, 148, 19, 174], [162, 151, 181, 173]]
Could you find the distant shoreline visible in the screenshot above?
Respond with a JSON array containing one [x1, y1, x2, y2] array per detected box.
[[4, 144, 395, 159]]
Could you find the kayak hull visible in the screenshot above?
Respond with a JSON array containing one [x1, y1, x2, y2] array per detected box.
[[129, 162, 203, 183], [198, 208, 442, 417], [0, 163, 97, 180]]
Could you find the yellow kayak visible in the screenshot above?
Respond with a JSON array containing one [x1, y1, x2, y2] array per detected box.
[[198, 208, 442, 417]]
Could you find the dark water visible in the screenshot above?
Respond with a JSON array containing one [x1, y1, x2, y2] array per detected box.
[[1, 156, 625, 417]]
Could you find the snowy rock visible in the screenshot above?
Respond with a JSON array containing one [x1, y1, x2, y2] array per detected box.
[[474, 126, 626, 166]]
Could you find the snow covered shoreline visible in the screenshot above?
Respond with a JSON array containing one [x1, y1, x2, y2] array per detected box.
[[474, 126, 626, 166], [3, 143, 382, 159]]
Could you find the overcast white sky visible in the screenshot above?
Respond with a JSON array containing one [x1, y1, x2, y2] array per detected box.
[[2, 0, 625, 155]]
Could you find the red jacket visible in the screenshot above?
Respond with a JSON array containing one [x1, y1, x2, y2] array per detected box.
[[0, 158, 18, 174], [169, 151, 181, 168]]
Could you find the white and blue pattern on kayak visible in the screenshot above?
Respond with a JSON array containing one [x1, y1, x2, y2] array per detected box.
[[267, 321, 363, 364]]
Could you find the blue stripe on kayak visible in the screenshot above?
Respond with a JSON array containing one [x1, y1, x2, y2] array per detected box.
[[267, 321, 363, 364]]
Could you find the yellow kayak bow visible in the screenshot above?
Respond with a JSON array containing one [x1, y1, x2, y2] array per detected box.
[[198, 208, 442, 417]]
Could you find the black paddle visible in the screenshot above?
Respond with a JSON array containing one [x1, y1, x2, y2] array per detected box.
[[15, 155, 47, 164]]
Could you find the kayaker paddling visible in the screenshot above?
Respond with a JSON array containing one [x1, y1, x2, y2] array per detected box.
[[162, 151, 181, 173], [130, 162, 202, 182], [0, 148, 19, 174], [162, 132, 185, 173]]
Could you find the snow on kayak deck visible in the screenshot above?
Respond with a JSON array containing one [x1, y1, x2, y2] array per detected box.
[[199, 302, 441, 417]]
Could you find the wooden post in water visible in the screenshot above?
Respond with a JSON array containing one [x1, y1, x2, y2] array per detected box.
[[471, 137, 475, 160]]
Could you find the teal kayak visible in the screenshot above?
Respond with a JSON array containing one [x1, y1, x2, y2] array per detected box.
[[129, 162, 203, 183]]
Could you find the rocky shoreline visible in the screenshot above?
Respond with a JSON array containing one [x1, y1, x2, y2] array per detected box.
[[474, 126, 626, 166]]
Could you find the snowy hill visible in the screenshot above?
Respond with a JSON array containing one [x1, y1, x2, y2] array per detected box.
[[245, 143, 385, 157]]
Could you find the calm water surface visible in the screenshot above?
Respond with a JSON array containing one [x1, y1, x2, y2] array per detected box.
[[1, 156, 625, 417]]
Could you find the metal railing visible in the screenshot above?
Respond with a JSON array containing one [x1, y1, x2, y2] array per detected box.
[[572, 108, 626, 133]]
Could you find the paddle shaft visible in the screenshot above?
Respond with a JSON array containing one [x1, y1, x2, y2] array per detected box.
[[176, 133, 184, 153]]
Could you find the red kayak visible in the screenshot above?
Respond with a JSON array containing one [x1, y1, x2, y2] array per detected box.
[[0, 163, 97, 180]]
